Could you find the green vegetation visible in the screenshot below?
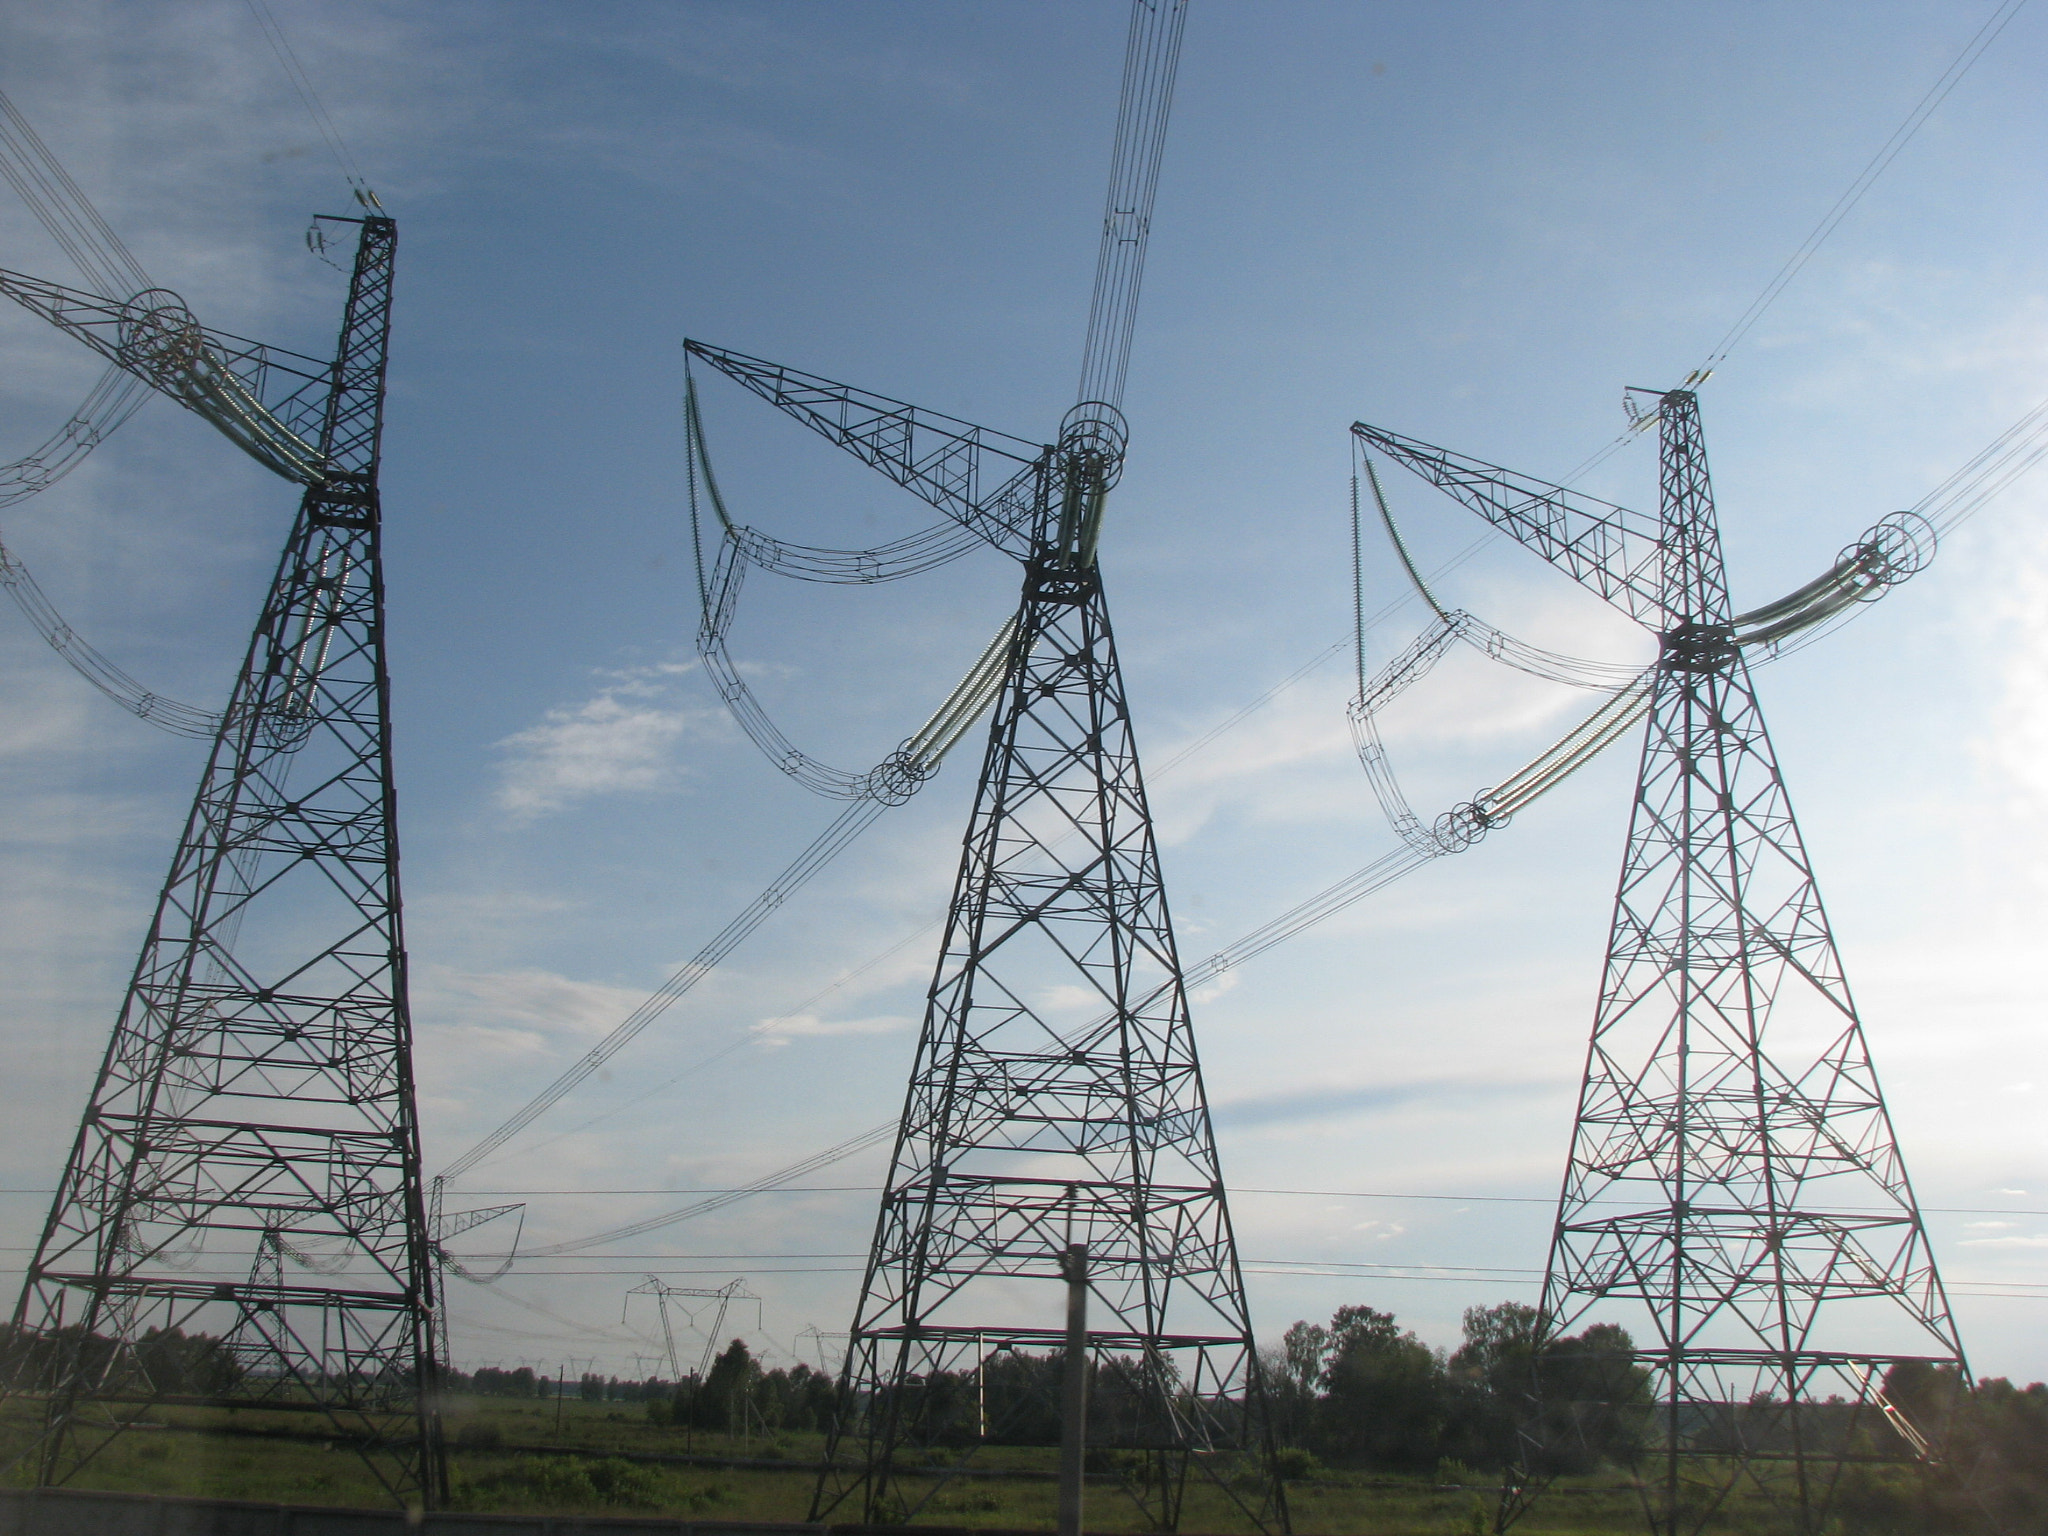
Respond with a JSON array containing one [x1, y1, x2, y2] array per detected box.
[[1265, 1303, 1646, 1476], [2, 1322, 2045, 1531]]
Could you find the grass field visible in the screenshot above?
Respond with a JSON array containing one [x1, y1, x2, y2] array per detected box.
[[0, 1395, 1839, 1533]]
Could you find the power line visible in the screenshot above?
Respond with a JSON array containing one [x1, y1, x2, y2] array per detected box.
[[453, 538, 1498, 1179], [405, 1183, 2048, 1218], [441, 1264, 2048, 1303], [1697, 0, 2030, 377], [1556, 0, 2030, 486], [0, 87, 151, 297], [243, 0, 379, 207]]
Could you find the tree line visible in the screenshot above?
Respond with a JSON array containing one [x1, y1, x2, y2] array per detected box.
[[1263, 1301, 1643, 1475], [2, 1323, 245, 1397], [1263, 1303, 2048, 1532], [449, 1344, 837, 1436]]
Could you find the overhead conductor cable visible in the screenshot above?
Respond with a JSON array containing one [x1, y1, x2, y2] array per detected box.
[[0, 88, 221, 734]]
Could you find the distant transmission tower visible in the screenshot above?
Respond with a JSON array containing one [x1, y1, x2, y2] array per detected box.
[[688, 3, 1285, 1530], [1358, 390, 1964, 1535], [2, 214, 445, 1507]]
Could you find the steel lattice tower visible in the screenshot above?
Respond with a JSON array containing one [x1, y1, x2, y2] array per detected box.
[[683, 7, 1281, 1529], [1360, 392, 1964, 1536], [6, 215, 445, 1507], [685, 368, 1284, 1536], [822, 412, 1282, 1533]]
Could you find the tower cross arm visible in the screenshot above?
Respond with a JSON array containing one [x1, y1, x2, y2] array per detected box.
[[686, 339, 1044, 559], [431, 1202, 521, 1244], [1353, 421, 1667, 628], [0, 265, 330, 484]]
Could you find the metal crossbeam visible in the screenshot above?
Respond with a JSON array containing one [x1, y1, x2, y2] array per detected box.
[[1353, 420, 1669, 627], [0, 266, 331, 483], [684, 339, 1046, 560]]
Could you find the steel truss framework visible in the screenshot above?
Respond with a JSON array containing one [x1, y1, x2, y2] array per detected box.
[[5, 216, 445, 1508], [1363, 394, 1964, 1536], [686, 338, 1287, 1533]]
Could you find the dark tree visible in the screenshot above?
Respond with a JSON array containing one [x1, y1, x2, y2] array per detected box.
[[1541, 1322, 1649, 1470], [1444, 1302, 1541, 1466], [682, 1339, 760, 1432], [1315, 1306, 1447, 1470], [134, 1327, 243, 1397]]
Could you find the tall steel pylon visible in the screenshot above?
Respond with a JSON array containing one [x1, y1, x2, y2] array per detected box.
[[686, 4, 1284, 1529], [1359, 391, 1964, 1535], [3, 214, 445, 1507]]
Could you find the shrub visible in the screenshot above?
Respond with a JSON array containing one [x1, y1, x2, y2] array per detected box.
[[461, 1454, 664, 1511], [584, 1458, 663, 1508], [1274, 1446, 1324, 1482]]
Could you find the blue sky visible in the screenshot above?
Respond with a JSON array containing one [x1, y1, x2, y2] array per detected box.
[[3, 0, 2047, 1386]]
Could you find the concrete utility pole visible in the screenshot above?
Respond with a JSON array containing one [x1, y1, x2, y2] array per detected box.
[[1058, 1243, 1090, 1536]]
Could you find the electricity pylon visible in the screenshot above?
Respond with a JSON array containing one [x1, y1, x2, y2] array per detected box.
[[625, 1277, 762, 1383], [688, 4, 1285, 1529], [1359, 390, 1964, 1536], [3, 214, 445, 1508]]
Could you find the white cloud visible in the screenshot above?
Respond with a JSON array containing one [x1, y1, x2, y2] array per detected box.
[[494, 664, 713, 819], [1979, 516, 2048, 838], [414, 963, 653, 1061], [1188, 969, 1242, 1007], [750, 1012, 910, 1049], [1036, 983, 1106, 1014]]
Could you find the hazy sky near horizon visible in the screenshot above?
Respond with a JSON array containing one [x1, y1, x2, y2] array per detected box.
[[3, 0, 2047, 1386]]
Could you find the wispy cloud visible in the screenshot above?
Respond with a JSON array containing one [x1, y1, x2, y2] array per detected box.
[[1214, 1075, 1559, 1131], [751, 1012, 910, 1049], [1979, 512, 2048, 847], [494, 662, 714, 820], [414, 963, 655, 1063]]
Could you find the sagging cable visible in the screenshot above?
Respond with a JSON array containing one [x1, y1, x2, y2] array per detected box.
[[686, 368, 1006, 803], [0, 534, 220, 737], [686, 371, 982, 586], [1359, 444, 1641, 691], [0, 365, 148, 509]]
